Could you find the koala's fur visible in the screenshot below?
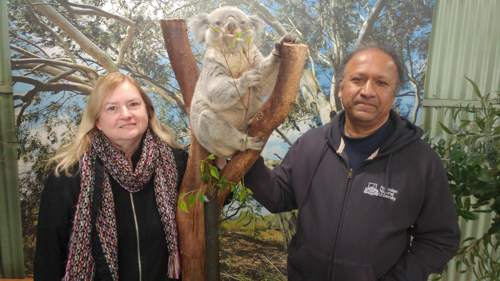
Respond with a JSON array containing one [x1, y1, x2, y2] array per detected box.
[[188, 6, 298, 158]]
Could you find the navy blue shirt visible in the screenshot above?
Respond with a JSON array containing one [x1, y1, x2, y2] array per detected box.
[[340, 117, 395, 168]]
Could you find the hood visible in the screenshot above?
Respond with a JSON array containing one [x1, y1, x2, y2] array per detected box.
[[322, 110, 423, 157]]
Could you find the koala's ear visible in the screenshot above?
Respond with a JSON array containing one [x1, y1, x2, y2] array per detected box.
[[188, 13, 210, 45], [248, 15, 264, 38]]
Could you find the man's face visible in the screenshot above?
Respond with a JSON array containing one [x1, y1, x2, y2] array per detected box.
[[339, 49, 398, 134]]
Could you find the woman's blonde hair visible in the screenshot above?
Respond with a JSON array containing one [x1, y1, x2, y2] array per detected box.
[[51, 72, 179, 176]]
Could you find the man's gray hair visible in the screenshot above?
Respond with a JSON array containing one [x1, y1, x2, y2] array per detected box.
[[338, 41, 406, 94]]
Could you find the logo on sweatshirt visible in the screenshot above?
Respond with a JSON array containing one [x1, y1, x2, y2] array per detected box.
[[363, 182, 398, 201]]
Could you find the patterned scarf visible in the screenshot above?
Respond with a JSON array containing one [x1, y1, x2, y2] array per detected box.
[[63, 128, 180, 280]]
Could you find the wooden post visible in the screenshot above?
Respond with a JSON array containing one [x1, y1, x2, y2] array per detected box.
[[159, 19, 308, 281]]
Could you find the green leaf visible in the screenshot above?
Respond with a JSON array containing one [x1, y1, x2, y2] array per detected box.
[[239, 188, 245, 202], [464, 197, 471, 210], [208, 154, 216, 160], [450, 150, 466, 161], [210, 166, 219, 180], [230, 36, 237, 48], [198, 192, 205, 204], [246, 188, 253, 195], [189, 194, 195, 207], [247, 37, 252, 45], [465, 76, 483, 99], [462, 210, 478, 221], [462, 237, 477, 243], [180, 201, 189, 213], [209, 26, 221, 33], [477, 119, 485, 130], [200, 162, 204, 173], [466, 154, 484, 166], [439, 122, 452, 135], [478, 171, 493, 182], [234, 107, 244, 110]]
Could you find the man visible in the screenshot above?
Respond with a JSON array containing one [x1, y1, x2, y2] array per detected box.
[[244, 42, 461, 280]]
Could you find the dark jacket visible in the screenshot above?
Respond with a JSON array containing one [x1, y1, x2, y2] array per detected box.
[[34, 147, 188, 281], [244, 110, 461, 281]]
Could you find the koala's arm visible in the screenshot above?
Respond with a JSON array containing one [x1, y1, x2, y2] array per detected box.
[[200, 56, 262, 111], [256, 33, 300, 70]]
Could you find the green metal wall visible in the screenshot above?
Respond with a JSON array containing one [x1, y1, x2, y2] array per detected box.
[[421, 0, 500, 280], [0, 0, 25, 278]]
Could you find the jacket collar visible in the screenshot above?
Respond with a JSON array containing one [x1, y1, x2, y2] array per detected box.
[[322, 110, 423, 157]]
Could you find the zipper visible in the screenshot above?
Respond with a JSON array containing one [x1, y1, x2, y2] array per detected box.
[[130, 193, 143, 281], [327, 155, 353, 279]]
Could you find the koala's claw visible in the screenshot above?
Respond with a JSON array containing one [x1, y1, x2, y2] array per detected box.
[[239, 69, 262, 89], [273, 33, 300, 57], [281, 33, 300, 44], [244, 136, 265, 151]]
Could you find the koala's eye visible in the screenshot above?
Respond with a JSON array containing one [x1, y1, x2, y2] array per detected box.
[[216, 21, 222, 25], [240, 20, 246, 25]]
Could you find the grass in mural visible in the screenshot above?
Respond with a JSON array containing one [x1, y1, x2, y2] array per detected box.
[[219, 213, 287, 280]]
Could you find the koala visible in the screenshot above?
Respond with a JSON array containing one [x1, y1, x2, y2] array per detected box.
[[188, 6, 299, 158]]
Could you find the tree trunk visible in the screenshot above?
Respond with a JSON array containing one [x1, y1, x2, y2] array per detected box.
[[300, 68, 332, 125], [159, 19, 308, 281], [409, 80, 421, 123]]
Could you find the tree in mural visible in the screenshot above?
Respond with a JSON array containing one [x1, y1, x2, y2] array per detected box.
[[235, 0, 434, 124]]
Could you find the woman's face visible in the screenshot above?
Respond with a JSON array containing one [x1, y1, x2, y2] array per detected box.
[[95, 81, 149, 152]]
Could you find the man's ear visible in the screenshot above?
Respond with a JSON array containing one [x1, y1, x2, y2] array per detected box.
[[338, 79, 344, 99]]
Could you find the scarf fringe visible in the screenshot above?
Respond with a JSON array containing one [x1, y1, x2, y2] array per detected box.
[[168, 250, 181, 279]]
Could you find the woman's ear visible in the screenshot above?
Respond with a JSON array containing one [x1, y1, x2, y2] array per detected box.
[[95, 120, 102, 130]]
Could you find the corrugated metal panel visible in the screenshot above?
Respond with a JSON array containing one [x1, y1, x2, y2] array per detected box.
[[422, 0, 499, 280], [0, 0, 25, 278]]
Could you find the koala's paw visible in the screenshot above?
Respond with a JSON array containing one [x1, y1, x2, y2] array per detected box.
[[281, 33, 300, 44], [238, 69, 262, 90], [273, 33, 300, 57], [242, 136, 264, 151]]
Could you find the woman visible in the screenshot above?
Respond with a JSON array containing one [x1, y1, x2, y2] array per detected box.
[[34, 72, 187, 281]]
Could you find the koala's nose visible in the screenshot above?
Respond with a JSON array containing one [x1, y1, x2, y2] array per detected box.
[[225, 18, 238, 33]]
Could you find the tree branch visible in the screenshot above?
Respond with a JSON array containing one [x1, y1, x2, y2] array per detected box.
[[12, 58, 97, 78], [27, 0, 119, 74], [26, 7, 76, 63], [9, 32, 50, 58], [354, 0, 389, 47]]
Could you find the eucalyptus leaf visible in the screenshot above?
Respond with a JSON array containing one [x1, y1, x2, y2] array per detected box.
[[180, 201, 188, 213], [189, 194, 195, 207], [210, 166, 219, 180], [439, 122, 452, 135]]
